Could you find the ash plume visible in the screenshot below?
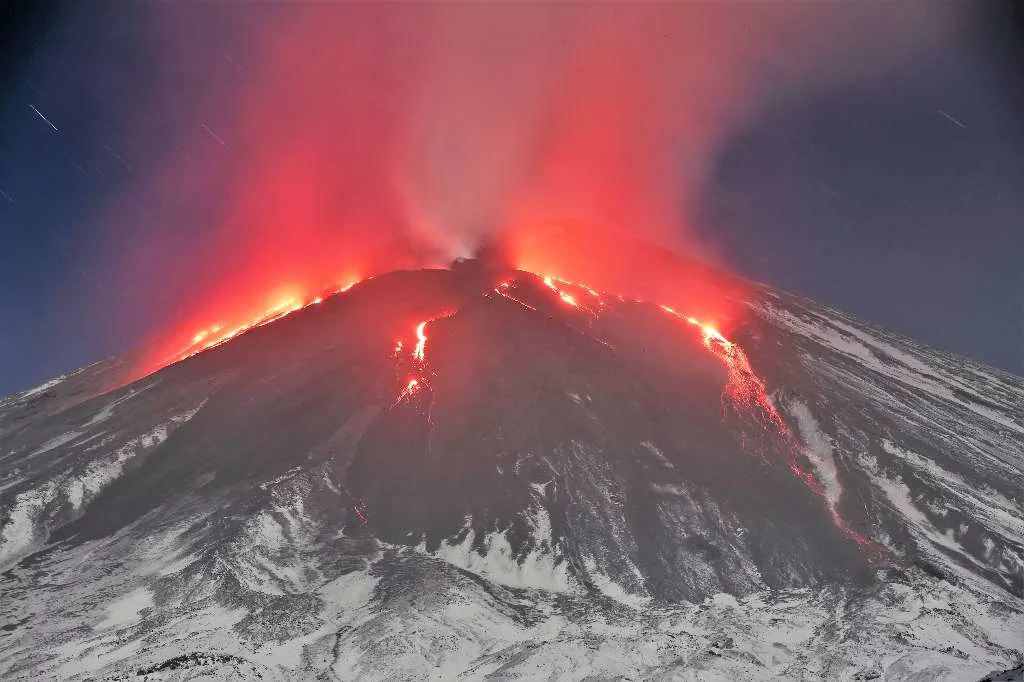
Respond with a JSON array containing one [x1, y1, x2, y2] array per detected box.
[[92, 2, 955, 370]]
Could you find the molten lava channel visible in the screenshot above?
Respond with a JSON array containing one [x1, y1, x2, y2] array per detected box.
[[389, 310, 456, 410]]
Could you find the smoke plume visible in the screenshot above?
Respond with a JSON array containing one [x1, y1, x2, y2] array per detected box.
[[93, 2, 953, 371]]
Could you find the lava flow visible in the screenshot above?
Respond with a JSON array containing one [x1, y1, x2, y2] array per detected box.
[[163, 278, 362, 367], [657, 302, 880, 555], [544, 276, 579, 308], [660, 305, 785, 433], [514, 270, 878, 555], [413, 321, 429, 362], [391, 378, 423, 408], [542, 275, 602, 317], [493, 281, 539, 312], [390, 310, 456, 410]]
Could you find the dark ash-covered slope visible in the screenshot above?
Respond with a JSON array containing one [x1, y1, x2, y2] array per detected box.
[[0, 265, 1021, 680]]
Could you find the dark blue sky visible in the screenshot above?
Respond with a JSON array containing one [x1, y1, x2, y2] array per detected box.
[[0, 2, 1022, 395], [700, 38, 1024, 377]]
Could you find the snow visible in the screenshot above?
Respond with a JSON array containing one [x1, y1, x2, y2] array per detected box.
[[0, 405, 204, 571], [19, 375, 66, 399], [419, 509, 575, 593], [0, 481, 58, 570], [787, 400, 842, 509], [82, 385, 153, 428], [30, 430, 84, 456], [868, 468, 990, 577], [762, 304, 1024, 436], [67, 406, 204, 511], [582, 555, 651, 608], [640, 440, 675, 470], [320, 569, 380, 612], [881, 439, 1024, 542], [97, 587, 153, 629]]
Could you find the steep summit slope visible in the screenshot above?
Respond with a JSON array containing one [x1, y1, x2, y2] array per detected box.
[[1, 264, 1021, 680]]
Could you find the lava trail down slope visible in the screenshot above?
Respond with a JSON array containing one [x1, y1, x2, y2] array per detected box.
[[0, 265, 1022, 681]]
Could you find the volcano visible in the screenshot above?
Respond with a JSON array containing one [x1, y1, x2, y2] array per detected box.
[[1, 255, 1022, 681]]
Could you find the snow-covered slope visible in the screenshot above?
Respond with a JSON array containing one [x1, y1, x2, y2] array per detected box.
[[0, 266, 1021, 680]]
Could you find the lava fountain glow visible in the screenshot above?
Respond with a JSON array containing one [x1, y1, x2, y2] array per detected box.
[[158, 278, 363, 368], [105, 2, 945, 393]]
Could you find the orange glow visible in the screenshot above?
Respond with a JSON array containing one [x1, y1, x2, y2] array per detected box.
[[392, 377, 422, 408], [413, 321, 429, 362], [410, 312, 456, 365], [542, 275, 577, 306], [502, 223, 744, 331], [122, 3, 909, 396], [655, 298, 879, 555], [133, 224, 434, 379], [493, 286, 539, 313], [158, 282, 368, 368], [540, 273, 599, 313], [389, 311, 457, 410]]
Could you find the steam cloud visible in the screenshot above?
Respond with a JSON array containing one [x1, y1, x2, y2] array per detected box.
[[94, 2, 954, 367]]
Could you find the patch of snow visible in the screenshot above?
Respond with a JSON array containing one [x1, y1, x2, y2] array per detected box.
[[868, 469, 997, 583], [19, 375, 66, 399], [320, 568, 380, 613], [97, 587, 153, 630], [225, 483, 321, 595], [82, 385, 153, 428], [420, 509, 575, 593], [787, 400, 841, 509], [881, 439, 1023, 543], [83, 402, 117, 428], [0, 481, 58, 570], [640, 440, 675, 470], [259, 466, 302, 490], [30, 430, 83, 456], [582, 555, 651, 608], [763, 305, 1023, 435], [650, 482, 689, 496], [0, 405, 204, 571], [67, 405, 204, 511]]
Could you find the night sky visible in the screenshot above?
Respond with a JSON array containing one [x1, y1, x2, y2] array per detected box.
[[1, 1, 1022, 395]]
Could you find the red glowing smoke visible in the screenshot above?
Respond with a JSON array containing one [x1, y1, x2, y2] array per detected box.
[[95, 3, 951, 377]]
